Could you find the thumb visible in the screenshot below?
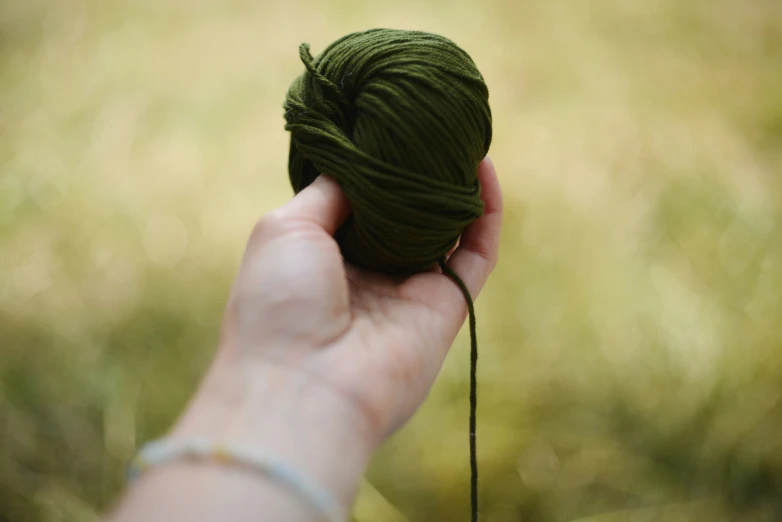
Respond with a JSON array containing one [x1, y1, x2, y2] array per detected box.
[[277, 175, 352, 235]]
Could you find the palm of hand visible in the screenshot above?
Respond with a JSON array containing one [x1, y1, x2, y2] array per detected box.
[[223, 159, 501, 438]]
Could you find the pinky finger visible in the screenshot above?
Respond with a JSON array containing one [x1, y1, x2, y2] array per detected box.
[[445, 157, 503, 298]]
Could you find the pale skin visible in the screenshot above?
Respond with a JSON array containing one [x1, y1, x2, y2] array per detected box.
[[107, 157, 503, 522]]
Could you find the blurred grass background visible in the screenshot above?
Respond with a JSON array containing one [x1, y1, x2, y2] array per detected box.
[[2, 0, 782, 521]]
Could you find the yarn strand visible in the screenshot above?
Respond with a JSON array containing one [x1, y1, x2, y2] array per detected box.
[[439, 258, 478, 522]]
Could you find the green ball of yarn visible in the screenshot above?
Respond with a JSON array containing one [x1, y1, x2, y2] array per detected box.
[[284, 28, 492, 273]]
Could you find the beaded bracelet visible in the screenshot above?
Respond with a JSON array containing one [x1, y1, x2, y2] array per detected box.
[[127, 438, 346, 522]]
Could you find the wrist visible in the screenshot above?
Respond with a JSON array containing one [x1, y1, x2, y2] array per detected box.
[[168, 348, 378, 507]]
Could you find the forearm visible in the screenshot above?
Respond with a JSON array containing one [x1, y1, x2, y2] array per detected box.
[[107, 349, 377, 522]]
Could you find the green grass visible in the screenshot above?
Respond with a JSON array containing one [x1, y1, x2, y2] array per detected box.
[[2, 1, 782, 521]]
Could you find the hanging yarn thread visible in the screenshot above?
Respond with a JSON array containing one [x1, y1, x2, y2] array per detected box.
[[283, 28, 492, 521]]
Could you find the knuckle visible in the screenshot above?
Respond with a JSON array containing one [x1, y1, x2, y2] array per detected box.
[[486, 248, 499, 271], [251, 210, 285, 239], [463, 238, 497, 270]]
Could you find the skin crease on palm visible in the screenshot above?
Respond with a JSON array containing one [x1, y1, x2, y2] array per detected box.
[[107, 157, 502, 522]]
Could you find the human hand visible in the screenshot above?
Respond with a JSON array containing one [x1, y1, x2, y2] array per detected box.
[[112, 159, 502, 522], [216, 157, 502, 440]]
